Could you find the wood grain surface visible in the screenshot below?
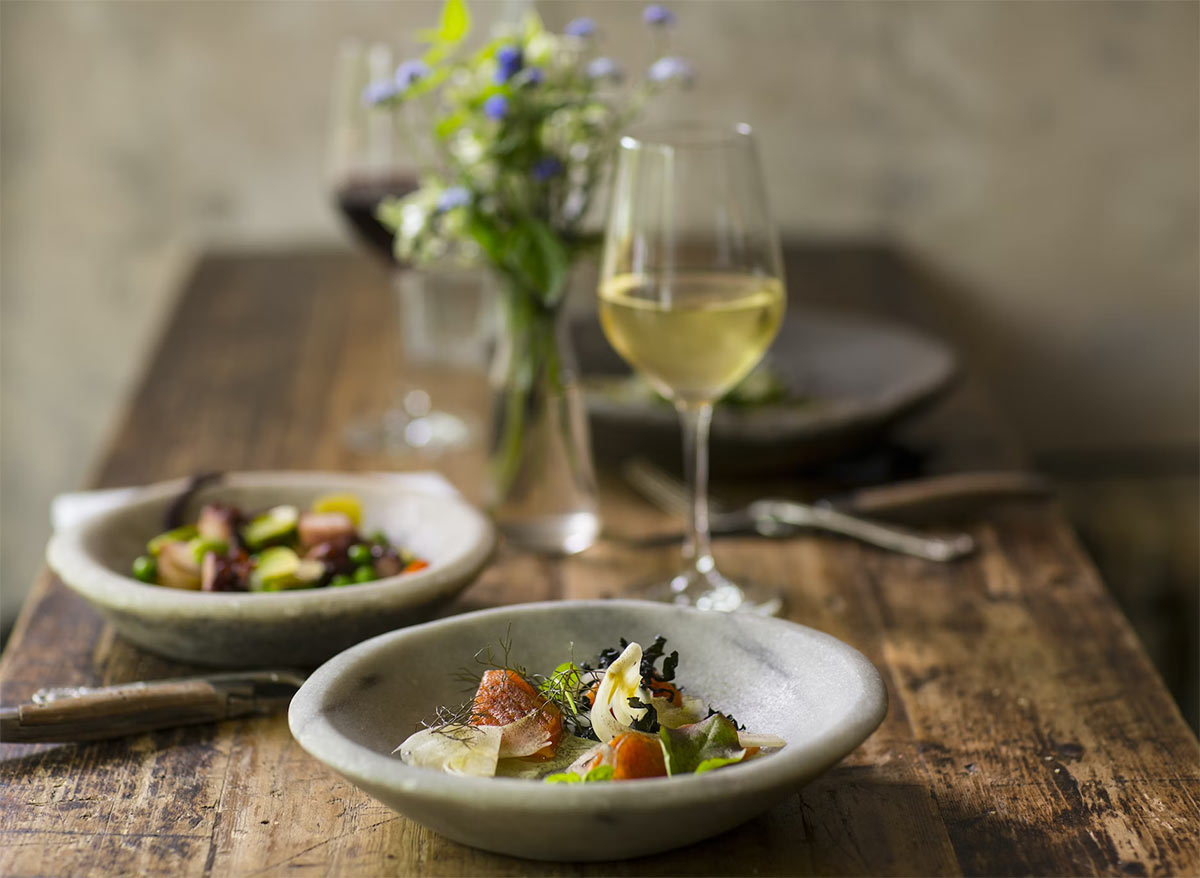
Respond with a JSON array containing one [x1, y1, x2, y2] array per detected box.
[[1, 248, 1196, 877]]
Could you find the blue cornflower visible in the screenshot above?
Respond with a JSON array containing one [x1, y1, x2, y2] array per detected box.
[[531, 156, 564, 182], [483, 94, 509, 120], [494, 45, 523, 84], [586, 57, 622, 82], [521, 67, 544, 87], [436, 187, 472, 212], [648, 56, 693, 84], [643, 4, 675, 26], [564, 17, 596, 38], [395, 59, 430, 90], [362, 79, 399, 105]]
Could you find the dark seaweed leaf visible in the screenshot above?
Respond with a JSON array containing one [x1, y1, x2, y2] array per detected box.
[[627, 696, 659, 733]]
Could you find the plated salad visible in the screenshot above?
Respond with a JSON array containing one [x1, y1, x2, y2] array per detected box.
[[397, 635, 785, 782], [130, 493, 428, 592]]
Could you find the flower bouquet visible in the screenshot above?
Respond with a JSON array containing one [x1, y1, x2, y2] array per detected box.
[[372, 0, 690, 553]]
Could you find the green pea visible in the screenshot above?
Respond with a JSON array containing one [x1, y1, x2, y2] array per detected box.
[[329, 573, 353, 588], [347, 543, 372, 566], [132, 555, 158, 583], [353, 565, 376, 584]]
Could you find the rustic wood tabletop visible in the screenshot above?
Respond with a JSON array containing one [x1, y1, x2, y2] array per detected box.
[[1, 247, 1196, 877]]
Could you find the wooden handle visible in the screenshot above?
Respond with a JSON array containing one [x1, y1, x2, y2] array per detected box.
[[839, 471, 1052, 521], [1, 680, 229, 743]]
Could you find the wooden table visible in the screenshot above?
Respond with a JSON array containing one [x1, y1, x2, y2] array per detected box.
[[2, 248, 1197, 877]]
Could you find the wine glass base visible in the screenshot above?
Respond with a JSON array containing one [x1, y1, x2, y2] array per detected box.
[[343, 408, 474, 457], [629, 566, 783, 616]]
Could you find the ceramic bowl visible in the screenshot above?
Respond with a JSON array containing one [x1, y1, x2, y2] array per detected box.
[[46, 472, 496, 668], [288, 600, 888, 861]]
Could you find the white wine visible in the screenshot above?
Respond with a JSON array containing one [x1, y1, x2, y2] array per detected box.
[[598, 272, 785, 405]]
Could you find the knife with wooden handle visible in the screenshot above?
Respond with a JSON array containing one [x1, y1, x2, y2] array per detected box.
[[0, 670, 305, 744], [611, 467, 1052, 549], [828, 470, 1052, 521]]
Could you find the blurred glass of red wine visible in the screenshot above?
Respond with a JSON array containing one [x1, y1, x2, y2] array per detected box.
[[335, 176, 418, 262]]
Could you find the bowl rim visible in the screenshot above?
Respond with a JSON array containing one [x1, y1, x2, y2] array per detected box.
[[45, 470, 497, 619], [288, 599, 888, 811]]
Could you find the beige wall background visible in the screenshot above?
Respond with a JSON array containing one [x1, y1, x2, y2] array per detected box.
[[2, 0, 1197, 628]]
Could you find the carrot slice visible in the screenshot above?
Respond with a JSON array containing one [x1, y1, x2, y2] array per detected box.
[[647, 677, 683, 707], [609, 731, 668, 780]]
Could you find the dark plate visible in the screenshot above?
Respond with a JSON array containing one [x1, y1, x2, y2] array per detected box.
[[573, 307, 957, 474]]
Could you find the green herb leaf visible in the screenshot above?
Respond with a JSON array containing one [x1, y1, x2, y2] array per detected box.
[[657, 714, 746, 776], [542, 763, 613, 784], [695, 756, 743, 774], [584, 764, 614, 782]]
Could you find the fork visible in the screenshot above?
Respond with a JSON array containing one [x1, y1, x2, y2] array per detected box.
[[622, 459, 976, 562]]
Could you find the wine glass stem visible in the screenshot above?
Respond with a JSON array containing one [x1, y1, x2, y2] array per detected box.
[[678, 401, 716, 579]]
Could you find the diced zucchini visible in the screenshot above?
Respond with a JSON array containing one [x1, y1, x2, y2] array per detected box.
[[241, 505, 299, 550], [147, 525, 199, 557], [188, 537, 228, 564], [249, 547, 324, 592]]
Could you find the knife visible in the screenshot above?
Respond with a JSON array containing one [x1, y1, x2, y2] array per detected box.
[[612, 463, 1050, 553], [0, 670, 305, 744]]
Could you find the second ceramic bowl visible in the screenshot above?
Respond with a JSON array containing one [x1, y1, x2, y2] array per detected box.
[[46, 472, 496, 667]]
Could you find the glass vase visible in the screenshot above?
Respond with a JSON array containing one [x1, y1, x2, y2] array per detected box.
[[488, 285, 599, 555]]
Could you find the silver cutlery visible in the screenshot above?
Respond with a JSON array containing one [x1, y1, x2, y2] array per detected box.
[[616, 459, 1020, 562]]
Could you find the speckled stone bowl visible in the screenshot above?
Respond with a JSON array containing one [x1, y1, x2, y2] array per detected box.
[[45, 472, 495, 667], [288, 600, 888, 861]]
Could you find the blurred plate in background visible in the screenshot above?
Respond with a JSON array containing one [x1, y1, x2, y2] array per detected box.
[[574, 307, 958, 474]]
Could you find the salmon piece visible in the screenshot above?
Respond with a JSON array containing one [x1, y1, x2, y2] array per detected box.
[[470, 669, 562, 760], [584, 731, 667, 780]]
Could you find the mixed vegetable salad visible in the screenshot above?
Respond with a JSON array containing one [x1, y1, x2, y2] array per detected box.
[[396, 635, 784, 782], [130, 493, 427, 592]]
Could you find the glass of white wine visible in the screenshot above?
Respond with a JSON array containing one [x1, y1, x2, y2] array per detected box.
[[598, 122, 786, 614]]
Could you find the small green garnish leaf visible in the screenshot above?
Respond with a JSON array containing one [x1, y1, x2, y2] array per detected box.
[[658, 714, 746, 776], [540, 661, 583, 716], [695, 756, 743, 774], [543, 764, 614, 784], [584, 764, 614, 782]]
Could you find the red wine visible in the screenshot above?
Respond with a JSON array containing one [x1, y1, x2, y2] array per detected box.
[[334, 176, 419, 261]]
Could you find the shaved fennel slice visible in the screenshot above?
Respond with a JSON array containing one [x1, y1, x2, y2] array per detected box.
[[590, 642, 652, 742], [738, 731, 787, 750], [653, 693, 706, 729], [395, 725, 503, 776], [498, 710, 552, 758], [496, 734, 599, 779]]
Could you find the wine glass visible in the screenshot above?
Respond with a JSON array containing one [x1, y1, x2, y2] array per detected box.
[[598, 122, 786, 614], [328, 41, 487, 456]]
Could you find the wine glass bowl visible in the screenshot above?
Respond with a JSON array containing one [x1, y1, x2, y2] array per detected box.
[[599, 122, 786, 614], [328, 41, 482, 457]]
